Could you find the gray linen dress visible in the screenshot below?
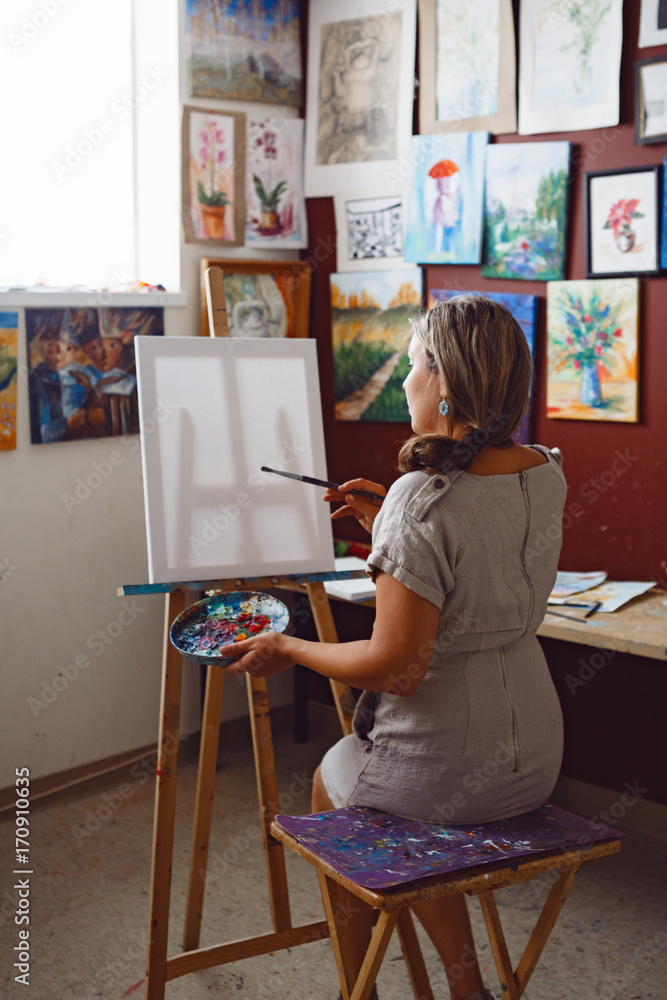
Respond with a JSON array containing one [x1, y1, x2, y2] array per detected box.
[[320, 446, 567, 824]]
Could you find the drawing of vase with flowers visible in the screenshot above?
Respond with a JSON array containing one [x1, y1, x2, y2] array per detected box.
[[603, 198, 644, 253], [251, 128, 288, 236], [196, 118, 230, 240], [552, 285, 624, 408]]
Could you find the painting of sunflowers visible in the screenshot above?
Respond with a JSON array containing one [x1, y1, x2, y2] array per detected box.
[[546, 278, 639, 422], [403, 131, 488, 264]]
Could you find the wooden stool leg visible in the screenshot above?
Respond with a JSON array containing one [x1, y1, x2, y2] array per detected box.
[[182, 663, 226, 951], [247, 673, 292, 932], [515, 863, 580, 995], [396, 908, 434, 1000], [144, 591, 186, 1000], [305, 581, 355, 735], [478, 890, 520, 1000], [350, 909, 401, 1000]]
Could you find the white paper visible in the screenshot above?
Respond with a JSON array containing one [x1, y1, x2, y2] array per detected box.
[[569, 581, 657, 613], [549, 571, 608, 600], [639, 0, 667, 47], [324, 556, 376, 602]]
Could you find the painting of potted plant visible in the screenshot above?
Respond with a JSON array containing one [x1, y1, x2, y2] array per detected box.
[[585, 166, 659, 277], [547, 278, 639, 422], [245, 118, 307, 248], [183, 107, 245, 246]]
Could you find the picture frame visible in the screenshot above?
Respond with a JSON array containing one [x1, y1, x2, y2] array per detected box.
[[418, 0, 517, 136], [333, 188, 416, 271], [245, 116, 308, 249], [638, 0, 667, 48], [635, 56, 667, 145], [199, 258, 312, 338], [304, 0, 417, 198], [585, 166, 660, 279], [182, 106, 246, 247]]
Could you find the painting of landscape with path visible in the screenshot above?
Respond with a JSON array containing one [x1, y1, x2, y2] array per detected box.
[[331, 270, 423, 422]]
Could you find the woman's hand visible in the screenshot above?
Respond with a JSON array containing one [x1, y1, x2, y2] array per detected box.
[[323, 478, 386, 535], [222, 631, 296, 679]]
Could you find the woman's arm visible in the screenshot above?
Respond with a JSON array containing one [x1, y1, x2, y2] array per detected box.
[[223, 571, 440, 697]]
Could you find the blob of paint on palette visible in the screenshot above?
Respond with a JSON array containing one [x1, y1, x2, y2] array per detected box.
[[170, 591, 290, 665]]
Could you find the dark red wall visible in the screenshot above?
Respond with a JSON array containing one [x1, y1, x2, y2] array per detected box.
[[303, 1, 667, 585]]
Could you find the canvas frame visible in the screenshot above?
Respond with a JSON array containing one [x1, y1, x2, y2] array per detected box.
[[638, 0, 667, 48], [182, 106, 246, 247], [584, 166, 660, 279], [635, 56, 667, 145], [333, 188, 416, 272], [418, 0, 516, 136], [304, 0, 417, 198], [199, 258, 312, 337]]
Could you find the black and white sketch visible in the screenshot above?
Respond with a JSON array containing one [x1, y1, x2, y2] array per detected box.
[[334, 190, 416, 271]]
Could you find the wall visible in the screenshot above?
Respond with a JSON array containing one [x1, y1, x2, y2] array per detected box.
[[306, 1, 667, 586]]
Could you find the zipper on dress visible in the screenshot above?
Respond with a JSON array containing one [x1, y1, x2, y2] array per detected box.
[[518, 471, 535, 631], [498, 646, 520, 773]]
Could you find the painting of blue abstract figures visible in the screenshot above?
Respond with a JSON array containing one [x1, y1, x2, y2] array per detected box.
[[403, 132, 488, 264], [430, 289, 537, 443], [482, 141, 570, 281]]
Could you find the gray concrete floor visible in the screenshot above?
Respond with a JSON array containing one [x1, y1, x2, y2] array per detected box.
[[1, 713, 666, 1000]]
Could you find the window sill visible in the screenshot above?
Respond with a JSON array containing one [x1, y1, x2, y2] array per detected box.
[[0, 290, 187, 308]]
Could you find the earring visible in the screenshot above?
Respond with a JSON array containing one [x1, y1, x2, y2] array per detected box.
[[438, 399, 450, 416]]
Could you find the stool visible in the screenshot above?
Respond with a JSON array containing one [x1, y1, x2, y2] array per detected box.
[[271, 804, 622, 1000]]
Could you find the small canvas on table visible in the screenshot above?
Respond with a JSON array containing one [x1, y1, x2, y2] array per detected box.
[[135, 338, 334, 584]]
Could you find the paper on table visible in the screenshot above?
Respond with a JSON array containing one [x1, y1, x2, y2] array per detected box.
[[324, 556, 376, 602], [567, 581, 657, 613], [549, 571, 608, 601]]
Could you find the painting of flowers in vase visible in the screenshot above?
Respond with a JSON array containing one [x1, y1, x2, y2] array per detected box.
[[547, 278, 639, 422], [403, 131, 488, 264], [182, 107, 245, 245], [245, 118, 307, 249], [586, 166, 659, 277]]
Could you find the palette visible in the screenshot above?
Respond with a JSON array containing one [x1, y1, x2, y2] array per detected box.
[[170, 591, 290, 665]]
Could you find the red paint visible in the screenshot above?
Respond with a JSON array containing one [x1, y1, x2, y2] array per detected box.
[[122, 980, 145, 998]]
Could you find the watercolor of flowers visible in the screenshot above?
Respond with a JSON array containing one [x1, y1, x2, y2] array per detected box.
[[603, 198, 644, 237], [196, 119, 229, 208], [251, 128, 289, 234], [552, 285, 623, 387]]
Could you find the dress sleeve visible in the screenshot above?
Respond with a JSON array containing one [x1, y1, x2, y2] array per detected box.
[[366, 472, 457, 610]]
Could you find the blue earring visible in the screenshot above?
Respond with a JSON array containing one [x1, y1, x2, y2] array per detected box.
[[438, 399, 450, 416]]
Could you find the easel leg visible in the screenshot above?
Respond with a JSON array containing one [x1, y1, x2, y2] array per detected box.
[[144, 591, 186, 1000], [183, 663, 226, 952], [247, 673, 292, 932], [304, 582, 355, 736]]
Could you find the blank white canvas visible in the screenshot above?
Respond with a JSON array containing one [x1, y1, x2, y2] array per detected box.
[[135, 337, 335, 583]]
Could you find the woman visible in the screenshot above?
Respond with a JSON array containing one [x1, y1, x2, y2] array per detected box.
[[223, 296, 566, 1000]]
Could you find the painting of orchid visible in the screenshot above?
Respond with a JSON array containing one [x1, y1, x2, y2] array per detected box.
[[547, 278, 639, 422], [403, 131, 488, 264], [182, 107, 245, 246], [585, 166, 659, 277], [482, 141, 570, 281], [245, 117, 307, 249]]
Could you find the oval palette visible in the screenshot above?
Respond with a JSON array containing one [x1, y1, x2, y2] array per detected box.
[[170, 591, 290, 665]]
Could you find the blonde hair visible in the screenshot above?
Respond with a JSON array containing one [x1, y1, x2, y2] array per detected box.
[[398, 295, 532, 475]]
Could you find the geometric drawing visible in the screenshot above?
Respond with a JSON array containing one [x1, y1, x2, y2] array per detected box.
[[199, 259, 311, 339], [418, 0, 517, 135], [245, 117, 307, 249], [635, 56, 667, 145], [430, 289, 537, 442], [135, 336, 334, 583], [482, 141, 570, 281], [585, 166, 660, 278], [26, 307, 164, 444], [0, 312, 18, 450], [519, 0, 623, 135], [182, 106, 246, 246], [333, 190, 415, 271], [547, 278, 639, 423], [330, 268, 423, 422], [403, 131, 488, 264], [185, 0, 302, 105], [304, 0, 417, 197]]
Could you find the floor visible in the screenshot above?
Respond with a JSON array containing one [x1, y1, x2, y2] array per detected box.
[[1, 712, 666, 1000]]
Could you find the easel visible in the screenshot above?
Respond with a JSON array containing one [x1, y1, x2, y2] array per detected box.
[[126, 267, 360, 998]]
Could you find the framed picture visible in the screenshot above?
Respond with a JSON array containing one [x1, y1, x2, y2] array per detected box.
[[185, 0, 302, 106], [635, 56, 667, 145], [0, 311, 18, 450], [333, 189, 416, 271], [661, 157, 667, 269], [639, 0, 667, 47], [245, 117, 308, 249], [182, 106, 246, 246], [330, 268, 423, 422], [547, 278, 639, 423], [482, 141, 570, 281], [585, 166, 660, 278], [304, 0, 417, 198], [404, 131, 488, 264], [199, 259, 311, 338], [518, 0, 622, 135], [418, 0, 516, 136]]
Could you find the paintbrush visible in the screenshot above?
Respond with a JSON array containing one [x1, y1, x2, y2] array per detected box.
[[260, 466, 385, 502]]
